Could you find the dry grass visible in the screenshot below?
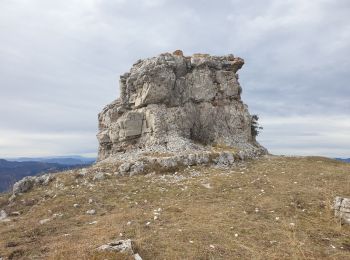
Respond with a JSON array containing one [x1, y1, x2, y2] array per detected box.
[[0, 155, 350, 259], [142, 152, 174, 158], [211, 143, 238, 154]]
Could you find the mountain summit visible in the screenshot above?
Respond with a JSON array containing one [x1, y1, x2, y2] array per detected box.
[[97, 51, 266, 162]]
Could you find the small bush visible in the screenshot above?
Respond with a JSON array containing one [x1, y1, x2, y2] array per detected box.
[[251, 114, 263, 137]]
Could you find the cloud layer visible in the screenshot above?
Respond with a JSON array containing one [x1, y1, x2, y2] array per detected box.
[[0, 0, 349, 157]]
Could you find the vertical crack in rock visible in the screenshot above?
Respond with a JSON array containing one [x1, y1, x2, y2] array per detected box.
[[97, 50, 267, 161]]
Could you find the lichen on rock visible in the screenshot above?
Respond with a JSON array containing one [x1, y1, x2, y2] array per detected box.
[[97, 51, 267, 162]]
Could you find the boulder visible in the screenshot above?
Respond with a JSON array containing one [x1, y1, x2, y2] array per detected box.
[[12, 174, 54, 196], [12, 176, 35, 195], [86, 209, 96, 215], [93, 172, 106, 181], [334, 197, 350, 224], [119, 162, 131, 174], [129, 161, 145, 176], [97, 239, 133, 254]]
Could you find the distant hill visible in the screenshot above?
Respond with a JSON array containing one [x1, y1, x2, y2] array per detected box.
[[0, 157, 95, 193], [335, 158, 350, 163], [7, 155, 96, 165]]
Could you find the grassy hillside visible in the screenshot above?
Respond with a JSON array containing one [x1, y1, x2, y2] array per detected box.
[[0, 155, 349, 259]]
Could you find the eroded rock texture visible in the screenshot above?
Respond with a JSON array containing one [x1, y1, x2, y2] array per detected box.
[[334, 197, 350, 224], [97, 51, 266, 161]]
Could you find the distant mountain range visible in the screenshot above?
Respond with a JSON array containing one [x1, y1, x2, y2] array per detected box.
[[7, 155, 96, 165], [335, 158, 350, 163], [0, 156, 95, 193]]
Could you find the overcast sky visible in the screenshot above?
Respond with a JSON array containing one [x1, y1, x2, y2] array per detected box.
[[0, 0, 349, 158]]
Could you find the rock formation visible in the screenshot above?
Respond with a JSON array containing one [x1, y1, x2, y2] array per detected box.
[[97, 50, 266, 161], [334, 196, 350, 224]]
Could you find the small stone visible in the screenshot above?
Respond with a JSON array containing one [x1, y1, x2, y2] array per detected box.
[[97, 239, 133, 254], [119, 162, 131, 174], [86, 209, 96, 215], [88, 199, 93, 204], [52, 213, 63, 218], [201, 183, 212, 189], [5, 241, 18, 247], [79, 167, 89, 174], [129, 161, 144, 176], [39, 218, 51, 225], [73, 204, 80, 208], [9, 211, 21, 216], [0, 210, 8, 221], [134, 253, 143, 260]]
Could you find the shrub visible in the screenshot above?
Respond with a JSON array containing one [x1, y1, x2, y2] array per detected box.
[[251, 114, 263, 137]]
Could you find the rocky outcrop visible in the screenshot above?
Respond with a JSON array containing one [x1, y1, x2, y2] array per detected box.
[[97, 50, 266, 161], [10, 173, 54, 200], [114, 150, 239, 176], [334, 196, 350, 224]]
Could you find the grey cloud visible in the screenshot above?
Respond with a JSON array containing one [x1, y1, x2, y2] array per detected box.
[[0, 0, 349, 157], [259, 115, 350, 157]]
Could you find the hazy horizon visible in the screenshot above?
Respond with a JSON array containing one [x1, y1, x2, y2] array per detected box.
[[1, 0, 349, 158]]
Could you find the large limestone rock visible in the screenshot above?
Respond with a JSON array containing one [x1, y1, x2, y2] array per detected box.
[[97, 51, 266, 161], [334, 197, 350, 224]]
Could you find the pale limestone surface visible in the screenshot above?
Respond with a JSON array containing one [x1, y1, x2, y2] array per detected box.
[[334, 196, 350, 224], [97, 51, 266, 161]]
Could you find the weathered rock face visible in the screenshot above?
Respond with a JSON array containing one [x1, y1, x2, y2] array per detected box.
[[10, 173, 54, 201], [334, 197, 350, 224], [97, 51, 266, 161]]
